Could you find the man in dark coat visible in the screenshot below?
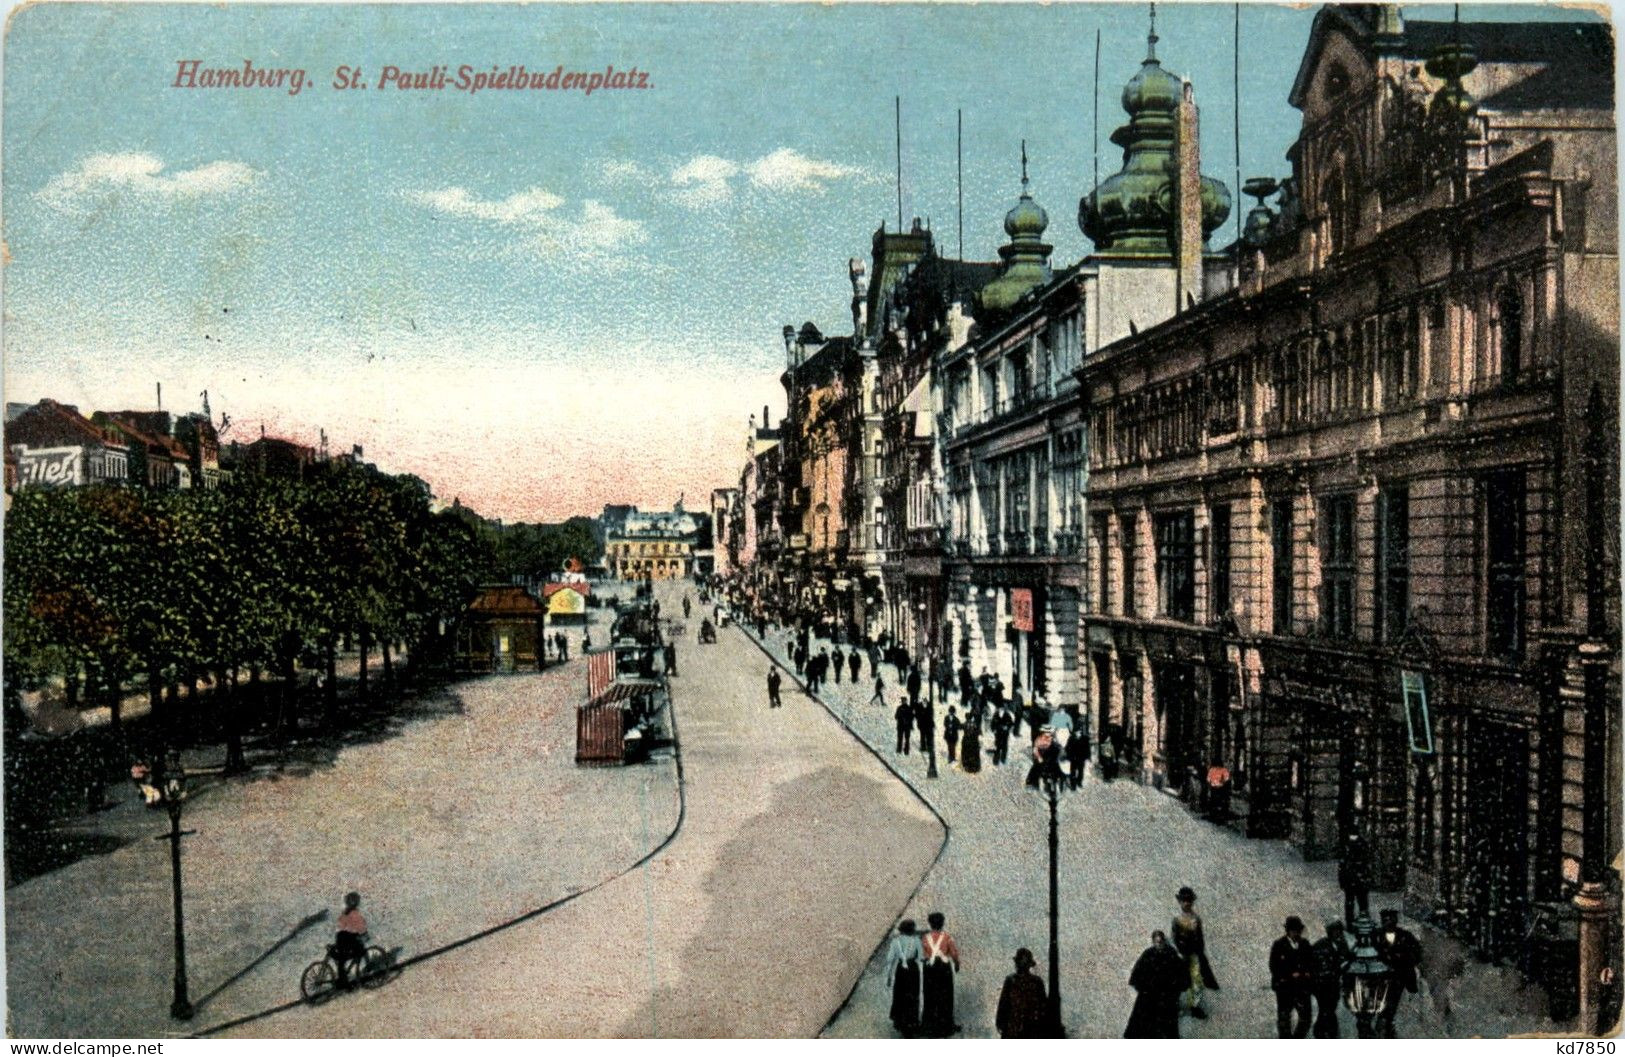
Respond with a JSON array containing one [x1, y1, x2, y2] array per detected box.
[[996, 948, 1049, 1039], [895, 699, 915, 754], [1125, 930, 1186, 1038], [958, 662, 975, 706], [917, 703, 936, 763], [1339, 834, 1373, 925], [1171, 886, 1219, 1019], [849, 650, 861, 682], [906, 664, 922, 708], [990, 707, 1013, 765], [767, 667, 782, 709], [943, 707, 962, 765], [832, 647, 844, 684], [1311, 920, 1350, 1038], [1373, 908, 1422, 1038], [794, 642, 806, 676], [1066, 722, 1090, 789], [1270, 916, 1316, 1038]]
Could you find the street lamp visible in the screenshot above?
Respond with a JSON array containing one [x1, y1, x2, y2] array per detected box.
[[918, 602, 938, 780], [1026, 730, 1072, 1037], [1342, 913, 1391, 1039], [154, 750, 195, 1020]]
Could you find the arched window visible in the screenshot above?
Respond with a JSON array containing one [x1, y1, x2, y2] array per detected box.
[[1497, 285, 1523, 382]]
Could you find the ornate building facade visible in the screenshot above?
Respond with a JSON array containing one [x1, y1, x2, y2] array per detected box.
[[1076, 5, 1617, 1015]]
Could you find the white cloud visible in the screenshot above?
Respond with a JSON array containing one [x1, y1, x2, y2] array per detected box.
[[668, 154, 738, 207], [664, 148, 867, 207], [746, 148, 863, 192], [404, 184, 647, 263], [38, 152, 258, 211], [405, 186, 564, 224]]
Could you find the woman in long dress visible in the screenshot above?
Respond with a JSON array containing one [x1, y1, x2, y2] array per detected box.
[[1125, 930, 1186, 1038], [920, 912, 962, 1036], [883, 920, 923, 1036], [960, 713, 983, 774]]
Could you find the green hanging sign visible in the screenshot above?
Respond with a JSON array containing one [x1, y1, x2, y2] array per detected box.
[[1401, 669, 1434, 754]]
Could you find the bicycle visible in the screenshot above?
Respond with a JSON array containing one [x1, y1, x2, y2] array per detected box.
[[300, 939, 398, 1002]]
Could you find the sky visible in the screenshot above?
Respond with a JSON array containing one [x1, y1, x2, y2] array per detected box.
[[1, 2, 1603, 522]]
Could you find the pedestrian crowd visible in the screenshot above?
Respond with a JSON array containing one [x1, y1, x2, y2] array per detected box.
[[713, 587, 1429, 1040]]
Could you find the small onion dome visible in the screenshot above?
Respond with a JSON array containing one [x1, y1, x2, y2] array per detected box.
[[1005, 190, 1049, 241], [979, 147, 1054, 316], [1121, 55, 1182, 117]]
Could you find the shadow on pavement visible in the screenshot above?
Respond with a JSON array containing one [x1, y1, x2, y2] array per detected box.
[[193, 909, 331, 1014], [616, 764, 941, 1039]]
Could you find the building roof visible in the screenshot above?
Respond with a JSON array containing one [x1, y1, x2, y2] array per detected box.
[[541, 582, 591, 598], [465, 584, 546, 616], [6, 399, 125, 451], [1289, 7, 1613, 110]]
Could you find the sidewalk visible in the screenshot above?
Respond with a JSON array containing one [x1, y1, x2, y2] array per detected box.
[[6, 601, 679, 1039], [739, 623, 1556, 1040]]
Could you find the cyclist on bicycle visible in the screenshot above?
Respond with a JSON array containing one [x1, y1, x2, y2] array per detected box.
[[334, 891, 368, 987]]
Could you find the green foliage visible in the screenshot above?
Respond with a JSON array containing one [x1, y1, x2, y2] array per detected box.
[[475, 514, 602, 583], [2, 464, 485, 705]]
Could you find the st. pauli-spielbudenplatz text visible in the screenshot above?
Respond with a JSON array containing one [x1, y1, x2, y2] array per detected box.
[[170, 60, 652, 96]]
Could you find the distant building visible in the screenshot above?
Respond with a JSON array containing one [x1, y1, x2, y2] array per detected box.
[[456, 584, 546, 672], [5, 399, 130, 490], [606, 500, 705, 580]]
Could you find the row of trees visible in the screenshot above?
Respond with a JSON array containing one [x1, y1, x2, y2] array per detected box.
[[4, 462, 486, 766], [457, 510, 602, 585]]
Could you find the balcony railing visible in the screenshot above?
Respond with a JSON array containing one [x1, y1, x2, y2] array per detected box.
[[908, 525, 945, 551], [1004, 530, 1030, 556], [1053, 527, 1083, 556], [951, 538, 972, 557], [984, 536, 1002, 557], [1030, 526, 1050, 556]]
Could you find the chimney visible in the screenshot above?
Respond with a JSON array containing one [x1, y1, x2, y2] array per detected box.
[[156, 382, 163, 411], [1176, 81, 1203, 311], [763, 404, 770, 429]]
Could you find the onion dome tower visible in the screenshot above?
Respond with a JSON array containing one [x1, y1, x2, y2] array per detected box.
[[978, 143, 1054, 315], [1078, 6, 1230, 258]]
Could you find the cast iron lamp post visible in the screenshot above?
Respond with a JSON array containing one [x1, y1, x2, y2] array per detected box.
[[1342, 912, 1391, 1039], [155, 750, 195, 1020], [1028, 734, 1072, 1037], [918, 602, 938, 779]]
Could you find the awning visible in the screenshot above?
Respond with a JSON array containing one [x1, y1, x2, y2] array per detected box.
[[902, 376, 933, 438], [589, 681, 646, 707]]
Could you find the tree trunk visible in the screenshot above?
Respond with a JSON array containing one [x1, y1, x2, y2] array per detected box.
[[148, 666, 163, 720], [324, 638, 338, 727], [104, 657, 123, 729], [358, 625, 371, 704], [224, 666, 246, 774], [382, 639, 394, 695], [65, 659, 80, 710]]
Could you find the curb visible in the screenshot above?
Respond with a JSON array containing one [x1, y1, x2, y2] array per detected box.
[[733, 623, 952, 1037], [195, 664, 689, 1038]]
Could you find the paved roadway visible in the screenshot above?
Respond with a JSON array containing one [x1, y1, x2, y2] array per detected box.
[[6, 622, 678, 1038], [228, 582, 944, 1037]]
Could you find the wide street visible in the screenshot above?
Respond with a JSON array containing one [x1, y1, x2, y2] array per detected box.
[[224, 578, 942, 1037], [6, 580, 1560, 1039]]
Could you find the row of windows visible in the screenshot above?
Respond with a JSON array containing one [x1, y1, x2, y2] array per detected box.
[[1092, 470, 1529, 659], [1087, 282, 1531, 469]]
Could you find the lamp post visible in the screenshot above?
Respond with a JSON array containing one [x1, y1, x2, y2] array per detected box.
[[1341, 913, 1391, 1039], [1028, 732, 1071, 1037], [155, 750, 195, 1020], [919, 603, 939, 779]]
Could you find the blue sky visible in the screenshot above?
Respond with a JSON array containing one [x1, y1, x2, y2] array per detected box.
[[2, 2, 1601, 520]]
